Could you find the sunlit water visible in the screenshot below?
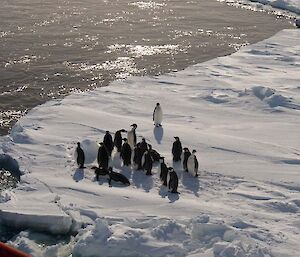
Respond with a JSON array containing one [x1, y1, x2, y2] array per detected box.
[[0, 0, 293, 135]]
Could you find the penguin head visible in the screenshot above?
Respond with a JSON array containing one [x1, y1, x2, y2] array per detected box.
[[192, 149, 197, 154], [159, 156, 165, 163], [77, 142, 81, 147], [131, 123, 137, 129], [108, 167, 113, 173], [106, 130, 110, 134], [174, 136, 179, 141], [122, 138, 128, 142], [156, 102, 160, 106], [142, 138, 146, 142], [183, 147, 189, 151], [120, 129, 126, 133], [168, 167, 174, 172]]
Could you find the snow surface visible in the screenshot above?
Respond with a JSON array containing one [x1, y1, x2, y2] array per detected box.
[[0, 28, 299, 256]]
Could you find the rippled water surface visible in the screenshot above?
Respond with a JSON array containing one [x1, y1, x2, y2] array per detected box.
[[0, 0, 292, 134]]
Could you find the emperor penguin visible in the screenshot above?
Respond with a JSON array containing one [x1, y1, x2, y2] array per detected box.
[[172, 137, 182, 162], [103, 131, 113, 156], [114, 129, 126, 152], [159, 157, 168, 186], [107, 167, 130, 187], [97, 142, 109, 169], [168, 167, 179, 193], [133, 143, 143, 170], [187, 150, 199, 177], [91, 166, 109, 181], [121, 138, 132, 166], [153, 102, 163, 127], [140, 138, 148, 154], [127, 123, 137, 149], [148, 144, 161, 162], [76, 142, 85, 168], [183, 147, 191, 172], [142, 150, 153, 176]]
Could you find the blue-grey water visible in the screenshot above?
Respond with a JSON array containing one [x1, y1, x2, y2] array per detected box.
[[0, 0, 292, 136]]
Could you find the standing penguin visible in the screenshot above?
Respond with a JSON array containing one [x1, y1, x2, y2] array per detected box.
[[133, 143, 143, 170], [142, 150, 153, 176], [183, 147, 191, 172], [172, 137, 182, 162], [103, 131, 113, 156], [168, 167, 179, 193], [114, 129, 126, 152], [153, 102, 163, 127], [187, 150, 199, 177], [139, 138, 148, 154], [127, 124, 137, 149], [76, 142, 85, 168], [159, 157, 168, 186], [97, 143, 109, 169], [121, 138, 132, 166]]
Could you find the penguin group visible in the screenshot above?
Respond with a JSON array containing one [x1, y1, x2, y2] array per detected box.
[[75, 103, 199, 192]]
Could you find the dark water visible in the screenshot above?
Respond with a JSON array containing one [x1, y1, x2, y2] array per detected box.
[[0, 0, 293, 135], [0, 170, 18, 190]]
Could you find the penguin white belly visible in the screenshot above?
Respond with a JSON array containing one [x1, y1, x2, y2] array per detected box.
[[127, 131, 135, 149], [187, 155, 196, 176], [154, 107, 163, 125], [141, 153, 146, 167], [167, 172, 170, 185], [158, 161, 162, 175]]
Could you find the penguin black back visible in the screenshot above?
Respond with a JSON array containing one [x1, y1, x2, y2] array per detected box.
[[103, 131, 113, 156], [172, 137, 182, 162], [76, 142, 85, 168], [168, 168, 179, 193]]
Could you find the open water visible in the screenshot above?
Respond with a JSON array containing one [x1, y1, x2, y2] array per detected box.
[[0, 0, 293, 135]]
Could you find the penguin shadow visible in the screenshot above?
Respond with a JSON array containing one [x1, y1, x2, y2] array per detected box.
[[181, 171, 200, 197], [167, 192, 180, 203], [153, 126, 164, 144], [132, 170, 153, 193], [119, 165, 133, 179], [73, 168, 84, 182], [96, 176, 109, 186], [172, 160, 182, 171], [158, 185, 168, 198]]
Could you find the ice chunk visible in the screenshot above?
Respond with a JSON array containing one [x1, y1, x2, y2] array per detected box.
[[0, 204, 73, 234], [151, 220, 188, 241]]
